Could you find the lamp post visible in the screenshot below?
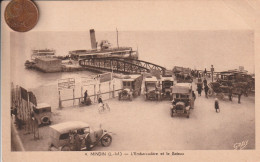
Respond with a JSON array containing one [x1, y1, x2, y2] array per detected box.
[[211, 65, 214, 82]]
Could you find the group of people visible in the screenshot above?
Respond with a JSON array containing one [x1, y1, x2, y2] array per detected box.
[[191, 68, 208, 78], [68, 129, 92, 151], [84, 90, 106, 111], [196, 78, 209, 98]]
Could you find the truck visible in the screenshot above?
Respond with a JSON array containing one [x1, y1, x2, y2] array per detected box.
[[170, 83, 194, 118], [144, 76, 161, 101], [160, 75, 174, 100], [118, 75, 143, 101]]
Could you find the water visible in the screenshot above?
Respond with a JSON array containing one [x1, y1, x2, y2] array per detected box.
[[10, 30, 254, 108]]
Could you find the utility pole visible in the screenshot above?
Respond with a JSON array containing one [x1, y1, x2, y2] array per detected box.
[[116, 28, 119, 48]]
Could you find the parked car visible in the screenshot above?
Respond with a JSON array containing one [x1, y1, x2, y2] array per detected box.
[[48, 121, 112, 151], [32, 103, 52, 126], [144, 76, 161, 101], [170, 83, 194, 118], [217, 70, 254, 96], [118, 75, 143, 101], [172, 66, 193, 83], [160, 75, 174, 100]]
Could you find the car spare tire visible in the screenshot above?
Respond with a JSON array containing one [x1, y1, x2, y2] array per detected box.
[[101, 134, 112, 147], [41, 116, 50, 124]]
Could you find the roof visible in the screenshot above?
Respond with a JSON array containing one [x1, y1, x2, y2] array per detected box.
[[145, 76, 158, 82], [36, 103, 51, 109], [36, 57, 61, 62], [175, 83, 192, 88], [171, 83, 192, 94], [161, 76, 174, 82], [122, 75, 142, 81], [50, 121, 89, 134]]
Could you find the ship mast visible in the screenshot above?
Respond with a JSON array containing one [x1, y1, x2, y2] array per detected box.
[[116, 28, 119, 48]]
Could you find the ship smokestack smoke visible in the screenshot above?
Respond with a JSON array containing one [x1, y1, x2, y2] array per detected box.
[[90, 29, 97, 49]]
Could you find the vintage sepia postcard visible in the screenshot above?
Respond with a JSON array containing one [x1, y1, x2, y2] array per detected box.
[[1, 0, 260, 161]]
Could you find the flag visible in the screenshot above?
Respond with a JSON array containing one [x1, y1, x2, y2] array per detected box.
[[28, 91, 37, 106], [20, 87, 28, 101]]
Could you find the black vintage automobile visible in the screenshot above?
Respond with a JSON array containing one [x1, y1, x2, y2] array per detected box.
[[144, 76, 161, 101], [160, 76, 174, 100], [170, 83, 194, 118]]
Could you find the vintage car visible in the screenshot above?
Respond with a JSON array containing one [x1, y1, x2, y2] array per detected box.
[[160, 75, 174, 100], [118, 75, 143, 101], [172, 66, 193, 83], [207, 82, 230, 99], [217, 70, 254, 96], [144, 76, 161, 101], [49, 121, 112, 151], [32, 103, 52, 126], [170, 83, 194, 118]]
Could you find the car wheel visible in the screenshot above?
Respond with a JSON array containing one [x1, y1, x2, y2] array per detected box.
[[208, 89, 213, 97], [41, 116, 50, 125], [61, 145, 71, 151], [101, 134, 112, 147]]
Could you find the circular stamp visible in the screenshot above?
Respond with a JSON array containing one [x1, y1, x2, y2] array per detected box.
[[4, 0, 39, 32]]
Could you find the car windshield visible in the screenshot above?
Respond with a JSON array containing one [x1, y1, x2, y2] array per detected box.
[[123, 81, 131, 87], [163, 81, 173, 88], [146, 82, 156, 90]]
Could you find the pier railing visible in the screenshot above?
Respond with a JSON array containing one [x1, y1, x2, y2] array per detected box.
[[58, 78, 122, 109]]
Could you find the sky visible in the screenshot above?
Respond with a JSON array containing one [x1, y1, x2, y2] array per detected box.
[[25, 0, 255, 31]]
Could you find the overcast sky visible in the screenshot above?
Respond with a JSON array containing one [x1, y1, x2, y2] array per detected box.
[[22, 0, 255, 31]]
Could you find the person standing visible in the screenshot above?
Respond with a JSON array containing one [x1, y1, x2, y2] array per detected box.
[[215, 98, 220, 113], [238, 88, 242, 104], [192, 91, 196, 101], [203, 78, 207, 87], [204, 85, 209, 98], [228, 87, 233, 101], [197, 85, 202, 96], [84, 90, 88, 104], [74, 132, 81, 151], [204, 68, 207, 77]]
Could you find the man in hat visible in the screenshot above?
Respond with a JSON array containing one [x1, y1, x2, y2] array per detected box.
[[215, 98, 220, 113], [204, 85, 209, 98]]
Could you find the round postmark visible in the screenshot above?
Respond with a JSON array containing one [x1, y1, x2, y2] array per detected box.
[[4, 0, 39, 32]]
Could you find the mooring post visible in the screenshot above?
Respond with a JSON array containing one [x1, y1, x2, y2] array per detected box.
[[113, 83, 115, 98]]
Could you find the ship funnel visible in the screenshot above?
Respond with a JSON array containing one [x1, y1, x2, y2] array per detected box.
[[90, 29, 97, 49]]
